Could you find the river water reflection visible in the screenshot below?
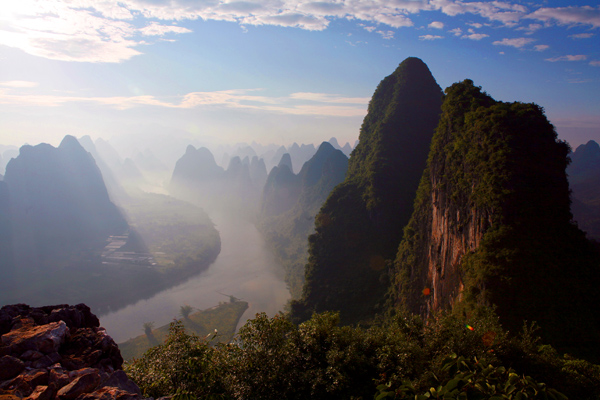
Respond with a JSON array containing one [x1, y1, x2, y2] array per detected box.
[[99, 212, 291, 343]]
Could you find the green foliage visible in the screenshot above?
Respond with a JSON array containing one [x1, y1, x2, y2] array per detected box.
[[124, 310, 600, 400], [375, 354, 568, 400], [125, 320, 223, 399]]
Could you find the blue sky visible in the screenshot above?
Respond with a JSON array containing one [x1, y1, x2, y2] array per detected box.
[[0, 0, 598, 151]]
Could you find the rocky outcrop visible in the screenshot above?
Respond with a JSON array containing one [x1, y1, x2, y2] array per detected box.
[[0, 304, 144, 400]]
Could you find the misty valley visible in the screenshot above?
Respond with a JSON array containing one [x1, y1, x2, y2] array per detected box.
[[2, 58, 600, 399]]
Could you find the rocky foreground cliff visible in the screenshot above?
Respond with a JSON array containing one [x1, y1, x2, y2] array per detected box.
[[0, 304, 144, 400]]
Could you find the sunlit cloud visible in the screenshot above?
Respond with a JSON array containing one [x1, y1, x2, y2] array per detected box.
[[0, 81, 39, 88], [0, 1, 598, 63], [140, 23, 192, 36], [534, 45, 549, 52], [0, 88, 368, 117], [545, 55, 588, 62], [492, 37, 535, 48], [590, 61, 600, 67]]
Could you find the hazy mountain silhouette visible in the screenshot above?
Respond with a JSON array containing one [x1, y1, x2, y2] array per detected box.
[[170, 145, 265, 215], [3, 135, 127, 268], [290, 58, 443, 324], [259, 141, 348, 298], [568, 140, 600, 240]]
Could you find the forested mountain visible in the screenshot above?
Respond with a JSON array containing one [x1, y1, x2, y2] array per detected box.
[[568, 140, 600, 240], [2, 135, 128, 269], [392, 79, 600, 356], [259, 142, 348, 298], [290, 57, 444, 324]]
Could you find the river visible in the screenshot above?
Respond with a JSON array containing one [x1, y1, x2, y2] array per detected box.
[[99, 212, 291, 343]]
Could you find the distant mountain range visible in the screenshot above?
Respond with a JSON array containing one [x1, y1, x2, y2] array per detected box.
[[258, 141, 348, 298], [568, 140, 600, 241]]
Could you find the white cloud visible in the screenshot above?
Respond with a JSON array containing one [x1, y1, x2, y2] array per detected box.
[[534, 45, 549, 52], [492, 37, 535, 48], [1, 1, 598, 63], [590, 60, 600, 67], [361, 25, 377, 32], [449, 27, 463, 36], [0, 87, 368, 117], [569, 33, 595, 39], [527, 6, 600, 28], [377, 30, 395, 40], [140, 23, 192, 36], [516, 23, 543, 34], [462, 33, 488, 40], [545, 55, 588, 62], [0, 81, 39, 88], [419, 35, 444, 40]]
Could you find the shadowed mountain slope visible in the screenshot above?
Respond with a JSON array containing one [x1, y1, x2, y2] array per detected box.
[[392, 80, 600, 356], [290, 57, 443, 324]]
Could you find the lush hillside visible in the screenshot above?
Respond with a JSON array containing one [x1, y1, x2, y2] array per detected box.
[[392, 79, 600, 357], [258, 142, 348, 298], [290, 57, 443, 324]]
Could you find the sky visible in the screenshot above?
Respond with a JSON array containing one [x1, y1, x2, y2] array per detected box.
[[0, 0, 599, 153]]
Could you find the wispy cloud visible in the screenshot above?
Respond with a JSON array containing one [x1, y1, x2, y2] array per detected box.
[[527, 6, 600, 28], [0, 88, 369, 117], [0, 81, 39, 88], [419, 35, 444, 40], [492, 37, 535, 48], [462, 33, 489, 40], [534, 45, 549, 52], [590, 61, 600, 67], [0, 1, 598, 63], [569, 33, 595, 39], [545, 55, 588, 62], [377, 30, 395, 40]]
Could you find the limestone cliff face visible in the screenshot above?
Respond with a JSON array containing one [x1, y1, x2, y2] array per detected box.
[[393, 80, 600, 350], [422, 186, 493, 316]]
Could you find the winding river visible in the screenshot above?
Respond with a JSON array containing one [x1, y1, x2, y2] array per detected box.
[[99, 212, 291, 343]]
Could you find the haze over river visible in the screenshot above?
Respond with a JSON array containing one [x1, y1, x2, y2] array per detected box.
[[99, 212, 291, 343]]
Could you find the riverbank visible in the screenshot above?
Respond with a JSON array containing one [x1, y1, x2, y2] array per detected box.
[[118, 300, 249, 361]]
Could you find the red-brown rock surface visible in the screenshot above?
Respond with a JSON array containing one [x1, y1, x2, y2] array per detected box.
[[0, 304, 144, 400]]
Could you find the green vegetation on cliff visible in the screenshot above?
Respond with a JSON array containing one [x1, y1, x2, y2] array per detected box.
[[290, 57, 443, 324], [125, 310, 600, 400], [393, 79, 600, 357]]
